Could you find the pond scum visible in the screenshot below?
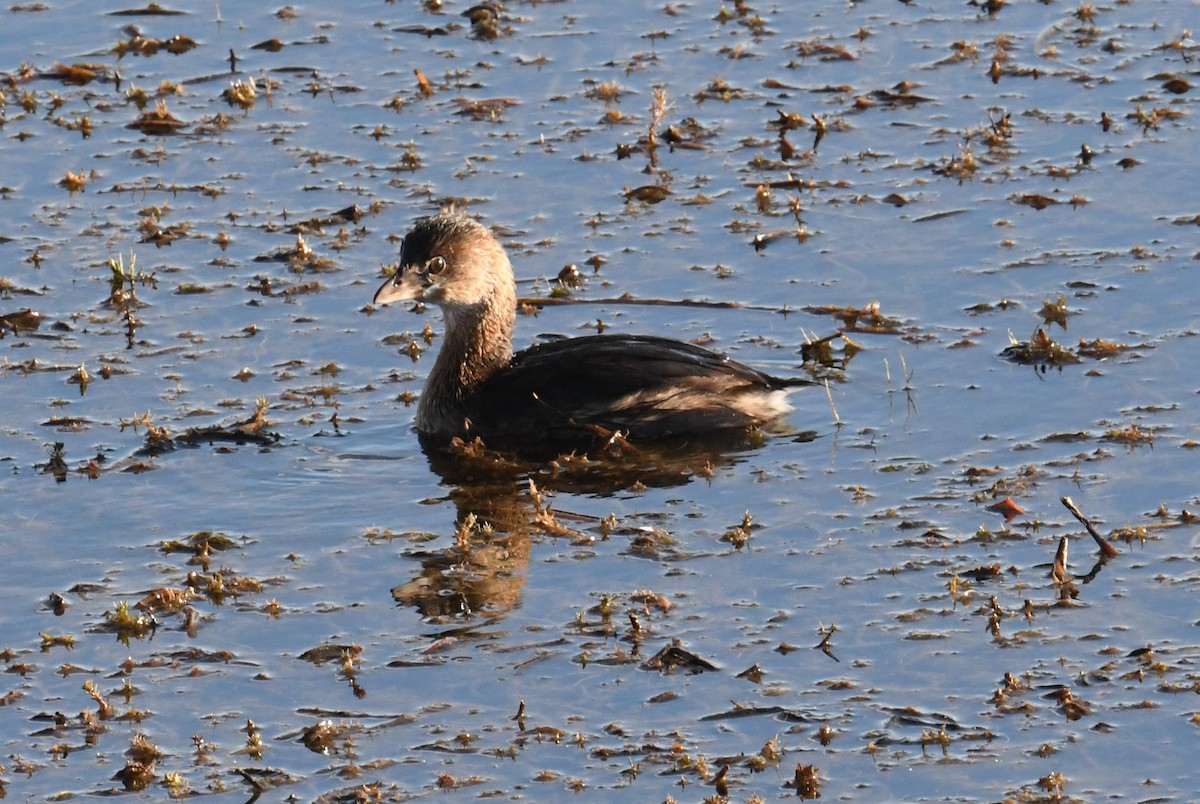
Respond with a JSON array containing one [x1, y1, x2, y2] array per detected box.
[[1, 1, 1198, 801]]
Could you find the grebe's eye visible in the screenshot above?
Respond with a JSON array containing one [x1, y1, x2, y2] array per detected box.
[[426, 256, 447, 276]]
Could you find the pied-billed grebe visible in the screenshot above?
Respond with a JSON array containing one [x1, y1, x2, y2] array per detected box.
[[373, 214, 808, 445]]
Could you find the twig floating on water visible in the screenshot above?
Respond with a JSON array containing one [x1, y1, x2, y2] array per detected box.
[[1061, 496, 1120, 558]]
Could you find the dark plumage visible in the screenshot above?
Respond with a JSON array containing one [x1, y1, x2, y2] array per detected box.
[[373, 214, 806, 446]]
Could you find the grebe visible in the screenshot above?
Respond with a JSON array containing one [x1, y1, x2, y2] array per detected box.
[[373, 215, 807, 447]]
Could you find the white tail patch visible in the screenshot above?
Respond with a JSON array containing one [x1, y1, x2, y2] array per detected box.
[[611, 385, 796, 421]]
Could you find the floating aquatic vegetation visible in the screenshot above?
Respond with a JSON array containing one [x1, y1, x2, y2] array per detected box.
[[113, 33, 196, 58], [453, 96, 518, 121], [58, 169, 88, 193], [1003, 326, 1144, 368], [1002, 327, 1079, 366], [623, 184, 670, 204], [223, 78, 256, 110], [101, 601, 156, 640], [126, 99, 186, 133], [0, 308, 43, 335], [802, 301, 904, 334], [45, 62, 109, 85]]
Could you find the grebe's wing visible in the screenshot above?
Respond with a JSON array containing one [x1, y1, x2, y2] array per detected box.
[[464, 334, 807, 438]]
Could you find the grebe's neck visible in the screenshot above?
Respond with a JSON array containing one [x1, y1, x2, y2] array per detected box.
[[416, 257, 516, 434]]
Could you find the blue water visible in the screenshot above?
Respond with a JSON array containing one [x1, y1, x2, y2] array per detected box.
[[1, 0, 1198, 799]]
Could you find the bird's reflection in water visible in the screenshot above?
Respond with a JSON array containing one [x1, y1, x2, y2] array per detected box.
[[390, 429, 817, 629]]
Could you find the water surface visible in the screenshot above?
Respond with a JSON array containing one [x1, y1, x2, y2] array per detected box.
[[1, 1, 1198, 800]]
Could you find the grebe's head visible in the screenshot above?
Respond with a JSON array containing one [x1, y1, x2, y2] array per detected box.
[[373, 215, 511, 310]]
